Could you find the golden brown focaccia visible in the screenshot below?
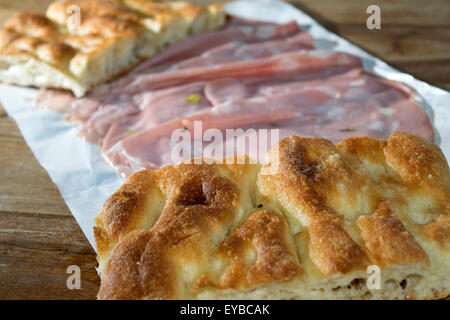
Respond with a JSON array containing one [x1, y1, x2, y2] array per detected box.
[[94, 132, 450, 299], [0, 0, 225, 97]]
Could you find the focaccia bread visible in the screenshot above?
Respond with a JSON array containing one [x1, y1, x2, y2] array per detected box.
[[0, 0, 225, 97], [94, 132, 450, 299]]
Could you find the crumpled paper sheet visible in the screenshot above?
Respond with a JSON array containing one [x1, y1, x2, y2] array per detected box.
[[1, 0, 449, 249]]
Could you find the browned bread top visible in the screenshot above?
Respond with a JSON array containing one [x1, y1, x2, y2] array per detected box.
[[94, 132, 450, 299], [0, 0, 225, 96]]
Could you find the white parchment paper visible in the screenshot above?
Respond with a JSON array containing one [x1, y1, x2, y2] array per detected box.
[[1, 0, 449, 249]]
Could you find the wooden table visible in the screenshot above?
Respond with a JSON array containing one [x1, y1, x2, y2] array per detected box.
[[0, 0, 449, 299]]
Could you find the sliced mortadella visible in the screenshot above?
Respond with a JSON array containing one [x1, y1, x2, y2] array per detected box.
[[204, 78, 253, 105], [76, 50, 362, 144], [78, 102, 140, 143], [125, 50, 362, 93], [101, 82, 211, 150], [101, 94, 301, 175], [102, 71, 433, 176], [173, 32, 314, 70], [132, 20, 302, 74], [36, 89, 75, 113]]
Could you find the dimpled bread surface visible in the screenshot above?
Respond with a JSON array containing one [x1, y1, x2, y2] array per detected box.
[[94, 132, 449, 299], [0, 0, 225, 96]]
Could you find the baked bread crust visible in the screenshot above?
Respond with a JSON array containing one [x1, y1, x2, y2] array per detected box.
[[94, 132, 450, 299], [0, 0, 225, 96]]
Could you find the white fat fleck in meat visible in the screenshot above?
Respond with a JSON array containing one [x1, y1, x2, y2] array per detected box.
[[213, 100, 234, 114], [166, 65, 179, 72], [242, 55, 254, 61], [325, 106, 347, 120], [239, 26, 253, 35], [269, 48, 281, 55], [368, 120, 385, 131], [338, 53, 353, 64], [275, 56, 300, 71], [344, 87, 372, 100], [247, 96, 267, 103], [389, 120, 400, 132], [221, 100, 235, 112], [349, 79, 366, 87], [377, 107, 395, 116], [255, 25, 277, 39], [71, 100, 85, 110], [210, 106, 220, 115], [219, 95, 235, 103], [130, 75, 145, 88], [134, 93, 153, 111], [307, 50, 335, 59], [315, 85, 340, 98]]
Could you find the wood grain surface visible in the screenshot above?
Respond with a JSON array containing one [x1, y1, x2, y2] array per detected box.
[[0, 0, 449, 300]]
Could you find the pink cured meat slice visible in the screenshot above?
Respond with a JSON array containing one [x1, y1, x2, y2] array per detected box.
[[33, 14, 434, 180], [36, 89, 76, 113], [195, 94, 434, 163], [75, 32, 314, 126], [132, 20, 302, 74], [203, 68, 364, 105], [172, 32, 314, 70], [78, 101, 140, 143], [35, 19, 301, 117], [41, 28, 311, 132], [101, 69, 364, 150], [102, 72, 433, 177], [102, 91, 320, 175], [77, 51, 361, 143], [101, 81, 211, 150], [102, 106, 298, 176], [123, 50, 362, 94]]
